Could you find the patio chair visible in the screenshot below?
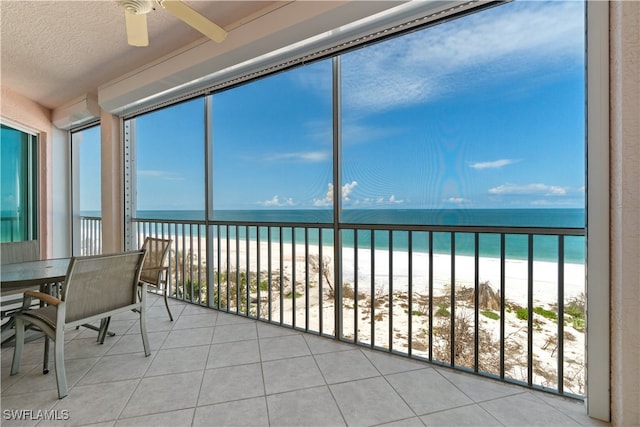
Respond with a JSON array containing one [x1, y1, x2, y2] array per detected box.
[[0, 240, 40, 265], [10, 250, 151, 399], [1, 241, 41, 332], [139, 237, 173, 320]]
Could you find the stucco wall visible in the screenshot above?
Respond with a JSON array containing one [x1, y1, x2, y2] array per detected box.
[[610, 1, 640, 426]]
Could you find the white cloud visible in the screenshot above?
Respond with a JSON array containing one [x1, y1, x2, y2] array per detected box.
[[342, 181, 358, 201], [313, 181, 359, 206], [312, 182, 405, 206], [341, 1, 584, 112], [488, 183, 568, 196], [266, 151, 330, 163], [313, 183, 333, 207], [359, 194, 405, 206], [446, 197, 469, 204], [469, 159, 519, 170], [138, 170, 184, 181], [258, 195, 295, 207]]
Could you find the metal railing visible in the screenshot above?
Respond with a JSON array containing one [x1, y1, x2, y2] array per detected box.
[[79, 216, 102, 255], [81, 215, 586, 398]]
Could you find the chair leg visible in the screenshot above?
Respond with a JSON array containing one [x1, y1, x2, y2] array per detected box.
[[43, 336, 50, 374], [163, 287, 173, 321], [10, 317, 25, 376], [54, 333, 68, 399], [1, 316, 16, 346], [139, 300, 151, 357], [97, 317, 111, 344]]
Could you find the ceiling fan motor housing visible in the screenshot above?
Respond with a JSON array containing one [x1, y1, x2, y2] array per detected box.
[[118, 0, 154, 15]]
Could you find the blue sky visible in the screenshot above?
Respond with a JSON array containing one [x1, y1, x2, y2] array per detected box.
[[78, 0, 585, 213]]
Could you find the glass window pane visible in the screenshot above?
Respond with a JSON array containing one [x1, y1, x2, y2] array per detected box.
[[340, 1, 585, 228], [71, 125, 101, 255], [212, 60, 333, 223], [135, 98, 206, 219], [72, 126, 101, 216], [1, 124, 37, 242]]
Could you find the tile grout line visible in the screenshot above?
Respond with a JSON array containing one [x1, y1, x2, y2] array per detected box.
[[256, 319, 273, 427], [113, 295, 178, 424], [360, 348, 426, 426]]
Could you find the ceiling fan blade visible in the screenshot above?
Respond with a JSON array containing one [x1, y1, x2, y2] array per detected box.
[[160, 0, 227, 43], [125, 10, 149, 47]]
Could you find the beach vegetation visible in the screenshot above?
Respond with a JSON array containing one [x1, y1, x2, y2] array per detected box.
[[342, 283, 360, 300], [179, 279, 207, 304], [565, 294, 585, 318], [285, 291, 303, 299], [308, 254, 334, 297], [481, 310, 500, 320], [533, 306, 558, 321], [571, 317, 585, 332], [516, 307, 528, 320], [435, 304, 450, 318], [565, 306, 583, 319], [564, 293, 586, 332], [477, 282, 501, 311]]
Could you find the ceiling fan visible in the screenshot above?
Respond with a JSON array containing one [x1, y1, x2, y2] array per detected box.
[[117, 0, 227, 47]]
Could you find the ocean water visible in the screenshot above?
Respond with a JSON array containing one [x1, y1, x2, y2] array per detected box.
[[85, 208, 586, 263]]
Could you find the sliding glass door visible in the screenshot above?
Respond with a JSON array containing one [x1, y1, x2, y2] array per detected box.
[[0, 124, 38, 243]]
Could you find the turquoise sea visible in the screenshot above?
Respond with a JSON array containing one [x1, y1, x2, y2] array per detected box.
[[84, 208, 586, 264]]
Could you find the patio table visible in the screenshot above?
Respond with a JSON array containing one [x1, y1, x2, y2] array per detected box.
[[1, 258, 70, 290], [1, 258, 71, 370]]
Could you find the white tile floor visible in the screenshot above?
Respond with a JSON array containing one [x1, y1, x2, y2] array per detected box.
[[1, 295, 609, 427]]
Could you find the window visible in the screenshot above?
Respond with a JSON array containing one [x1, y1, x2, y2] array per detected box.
[[71, 125, 101, 255], [341, 1, 585, 225], [212, 60, 333, 223], [0, 124, 37, 242], [72, 125, 101, 217], [134, 98, 206, 219]]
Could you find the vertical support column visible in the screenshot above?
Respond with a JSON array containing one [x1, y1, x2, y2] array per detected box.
[[609, 1, 640, 425], [586, 0, 610, 421], [123, 119, 137, 251], [100, 110, 124, 253], [205, 95, 215, 309], [332, 56, 343, 339]]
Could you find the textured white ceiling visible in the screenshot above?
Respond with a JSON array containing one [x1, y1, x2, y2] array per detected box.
[[0, 1, 284, 109]]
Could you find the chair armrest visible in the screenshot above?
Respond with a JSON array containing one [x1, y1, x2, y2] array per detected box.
[[24, 290, 61, 307], [142, 266, 168, 273]]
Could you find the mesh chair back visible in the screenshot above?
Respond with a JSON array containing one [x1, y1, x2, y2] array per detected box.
[[1, 241, 41, 297], [139, 238, 171, 285], [1, 241, 40, 265], [62, 251, 146, 323]]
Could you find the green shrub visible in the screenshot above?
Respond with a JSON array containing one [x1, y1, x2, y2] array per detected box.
[[285, 292, 303, 299], [516, 307, 528, 320], [481, 310, 500, 320], [565, 305, 584, 319], [533, 306, 557, 321], [435, 304, 450, 318], [572, 317, 585, 332]]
